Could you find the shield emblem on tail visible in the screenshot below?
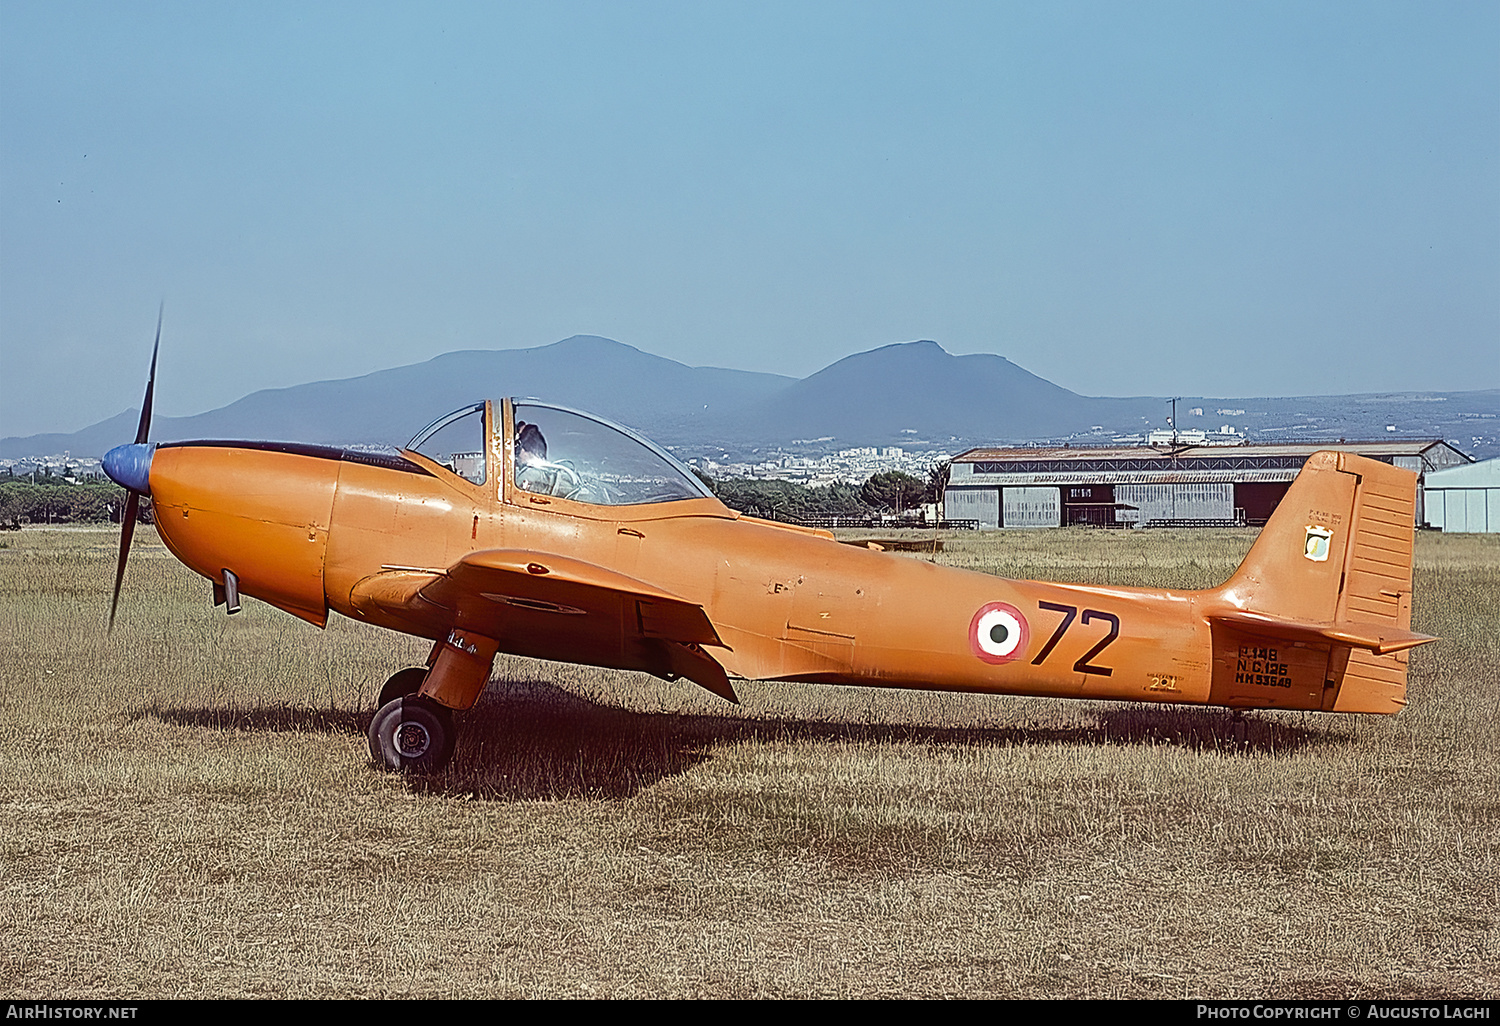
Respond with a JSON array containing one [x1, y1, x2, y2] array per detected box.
[[1304, 525, 1332, 562]]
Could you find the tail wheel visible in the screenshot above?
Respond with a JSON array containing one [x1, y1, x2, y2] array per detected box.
[[369, 696, 456, 774], [377, 667, 428, 708]]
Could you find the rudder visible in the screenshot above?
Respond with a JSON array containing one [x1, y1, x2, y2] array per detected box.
[[1210, 451, 1432, 713]]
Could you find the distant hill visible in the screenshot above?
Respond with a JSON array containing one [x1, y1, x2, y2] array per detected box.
[[684, 339, 1156, 447], [3, 335, 1495, 460], [1, 336, 793, 457]]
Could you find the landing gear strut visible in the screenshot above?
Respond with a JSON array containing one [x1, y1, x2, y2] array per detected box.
[[369, 695, 456, 774], [367, 630, 497, 775]]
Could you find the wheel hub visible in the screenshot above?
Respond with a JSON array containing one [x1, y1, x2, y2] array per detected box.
[[394, 719, 432, 758]]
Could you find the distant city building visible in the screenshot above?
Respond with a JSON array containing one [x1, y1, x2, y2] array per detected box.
[[695, 445, 951, 487], [1144, 427, 1241, 446], [945, 440, 1471, 529], [0, 455, 107, 479]]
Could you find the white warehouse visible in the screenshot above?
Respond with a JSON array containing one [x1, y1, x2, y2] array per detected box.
[[1422, 459, 1500, 533]]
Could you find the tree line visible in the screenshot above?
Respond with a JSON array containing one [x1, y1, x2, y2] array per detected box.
[[0, 464, 951, 526], [701, 465, 949, 521], [0, 472, 146, 525]]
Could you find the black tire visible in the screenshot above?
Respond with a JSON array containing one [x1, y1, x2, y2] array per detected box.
[[377, 667, 428, 708], [368, 696, 456, 774]]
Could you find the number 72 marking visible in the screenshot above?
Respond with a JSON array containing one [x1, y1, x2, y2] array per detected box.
[[1031, 601, 1119, 676]]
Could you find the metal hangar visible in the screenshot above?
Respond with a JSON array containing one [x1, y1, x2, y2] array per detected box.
[[944, 440, 1472, 529], [1422, 458, 1500, 533]]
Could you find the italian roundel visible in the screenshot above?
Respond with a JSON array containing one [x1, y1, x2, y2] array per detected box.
[[969, 602, 1030, 664]]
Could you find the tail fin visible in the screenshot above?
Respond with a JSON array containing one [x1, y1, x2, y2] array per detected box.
[[1208, 450, 1435, 713]]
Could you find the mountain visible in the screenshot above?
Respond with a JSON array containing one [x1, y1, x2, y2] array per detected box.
[[687, 340, 1153, 446], [1, 336, 793, 458], [3, 336, 1495, 460], [1, 410, 145, 464]]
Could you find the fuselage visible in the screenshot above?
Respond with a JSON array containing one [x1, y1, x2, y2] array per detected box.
[[141, 429, 1214, 709], [123, 398, 1421, 718]]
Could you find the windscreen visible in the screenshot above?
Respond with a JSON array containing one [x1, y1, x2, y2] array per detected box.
[[406, 403, 486, 485]]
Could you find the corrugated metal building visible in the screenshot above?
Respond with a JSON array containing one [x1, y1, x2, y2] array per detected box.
[[945, 440, 1472, 529], [1422, 459, 1500, 533]]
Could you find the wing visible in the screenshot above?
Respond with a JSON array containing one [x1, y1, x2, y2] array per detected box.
[[350, 549, 736, 702]]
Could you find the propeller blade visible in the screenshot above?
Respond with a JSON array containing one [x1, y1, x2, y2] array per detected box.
[[110, 307, 161, 632], [135, 304, 161, 445], [108, 491, 140, 633]]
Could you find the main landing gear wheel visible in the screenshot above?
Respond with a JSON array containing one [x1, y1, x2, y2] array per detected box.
[[377, 667, 428, 708], [369, 696, 456, 774]]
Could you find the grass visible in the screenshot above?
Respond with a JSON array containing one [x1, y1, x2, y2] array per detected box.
[[0, 526, 1495, 998]]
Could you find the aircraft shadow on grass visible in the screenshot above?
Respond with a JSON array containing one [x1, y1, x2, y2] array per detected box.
[[141, 676, 1352, 801]]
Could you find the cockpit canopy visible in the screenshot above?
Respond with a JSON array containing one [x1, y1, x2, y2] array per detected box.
[[405, 400, 713, 506], [511, 402, 711, 505], [406, 402, 487, 484]]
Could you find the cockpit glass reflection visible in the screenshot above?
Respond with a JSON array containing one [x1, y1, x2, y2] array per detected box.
[[511, 403, 711, 506]]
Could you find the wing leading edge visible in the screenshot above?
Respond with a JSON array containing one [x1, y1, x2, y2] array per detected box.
[[350, 549, 736, 702]]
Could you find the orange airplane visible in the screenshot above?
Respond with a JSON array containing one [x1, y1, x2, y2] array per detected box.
[[104, 334, 1436, 774]]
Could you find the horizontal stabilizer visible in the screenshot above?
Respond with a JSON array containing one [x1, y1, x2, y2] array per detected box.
[[1209, 610, 1437, 656]]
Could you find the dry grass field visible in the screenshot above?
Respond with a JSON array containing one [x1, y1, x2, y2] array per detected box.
[[0, 526, 1495, 998]]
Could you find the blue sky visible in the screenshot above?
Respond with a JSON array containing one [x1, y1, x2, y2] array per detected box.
[[2, 0, 1496, 437]]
